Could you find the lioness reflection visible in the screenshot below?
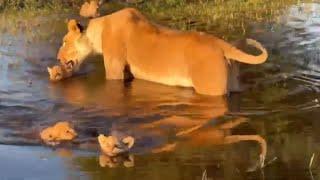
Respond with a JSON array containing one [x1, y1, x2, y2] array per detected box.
[[49, 78, 266, 169]]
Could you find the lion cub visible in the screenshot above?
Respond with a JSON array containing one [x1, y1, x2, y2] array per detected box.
[[40, 121, 77, 146], [98, 134, 135, 156], [47, 65, 73, 82], [79, 0, 100, 18]]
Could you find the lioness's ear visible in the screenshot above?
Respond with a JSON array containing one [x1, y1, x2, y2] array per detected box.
[[68, 19, 83, 33]]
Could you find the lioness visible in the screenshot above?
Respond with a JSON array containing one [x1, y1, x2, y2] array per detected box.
[[57, 8, 268, 96]]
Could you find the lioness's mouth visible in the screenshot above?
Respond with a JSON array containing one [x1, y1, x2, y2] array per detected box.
[[65, 60, 75, 70], [66, 60, 74, 67], [65, 60, 79, 71]]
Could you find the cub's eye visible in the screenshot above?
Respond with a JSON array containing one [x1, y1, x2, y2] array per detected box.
[[66, 130, 70, 134]]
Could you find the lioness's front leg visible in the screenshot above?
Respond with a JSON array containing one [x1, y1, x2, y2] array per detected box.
[[102, 26, 127, 80], [103, 56, 126, 80]]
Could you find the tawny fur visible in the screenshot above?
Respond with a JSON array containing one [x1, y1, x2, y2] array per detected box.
[[98, 134, 135, 156], [47, 65, 73, 81], [57, 8, 268, 96], [40, 121, 77, 145], [79, 0, 100, 18]]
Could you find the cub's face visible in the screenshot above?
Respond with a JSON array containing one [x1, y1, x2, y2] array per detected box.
[[47, 65, 72, 81], [98, 134, 122, 156], [57, 20, 91, 72], [47, 65, 64, 81], [40, 121, 77, 145]]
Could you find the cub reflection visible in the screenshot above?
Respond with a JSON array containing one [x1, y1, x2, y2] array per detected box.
[[99, 154, 134, 168]]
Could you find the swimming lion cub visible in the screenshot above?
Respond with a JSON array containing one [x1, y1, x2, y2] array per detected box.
[[40, 121, 77, 145], [57, 8, 268, 96]]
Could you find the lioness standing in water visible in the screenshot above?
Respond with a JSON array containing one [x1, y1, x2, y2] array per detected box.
[[55, 8, 267, 96]]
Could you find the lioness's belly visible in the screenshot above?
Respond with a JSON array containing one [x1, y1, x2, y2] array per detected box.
[[130, 65, 193, 87]]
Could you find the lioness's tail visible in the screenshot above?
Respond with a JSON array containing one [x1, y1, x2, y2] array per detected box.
[[217, 38, 268, 64]]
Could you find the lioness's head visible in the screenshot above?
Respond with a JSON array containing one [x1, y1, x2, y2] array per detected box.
[[57, 19, 92, 72], [40, 121, 77, 145]]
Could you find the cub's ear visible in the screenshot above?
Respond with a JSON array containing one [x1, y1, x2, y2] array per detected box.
[[122, 136, 135, 149], [98, 134, 107, 144], [67, 19, 84, 33], [47, 67, 52, 75]]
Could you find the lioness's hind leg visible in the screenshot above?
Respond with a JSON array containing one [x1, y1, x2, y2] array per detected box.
[[103, 56, 125, 80]]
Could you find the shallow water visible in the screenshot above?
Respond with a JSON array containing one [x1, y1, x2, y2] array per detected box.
[[0, 2, 320, 180]]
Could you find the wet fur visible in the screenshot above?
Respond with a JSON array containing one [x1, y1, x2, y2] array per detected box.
[[79, 0, 100, 18], [47, 65, 73, 81], [40, 121, 77, 145]]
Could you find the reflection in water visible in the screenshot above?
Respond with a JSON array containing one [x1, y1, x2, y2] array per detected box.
[[47, 75, 267, 174], [99, 154, 135, 168]]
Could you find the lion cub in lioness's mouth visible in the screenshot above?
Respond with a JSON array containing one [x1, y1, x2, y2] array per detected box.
[[47, 65, 73, 82]]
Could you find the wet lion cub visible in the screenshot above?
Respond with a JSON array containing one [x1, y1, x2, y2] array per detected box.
[[40, 121, 77, 145], [79, 0, 100, 18], [57, 8, 268, 96], [47, 65, 73, 81]]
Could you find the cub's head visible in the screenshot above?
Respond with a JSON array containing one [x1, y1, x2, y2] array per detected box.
[[47, 65, 64, 81], [98, 134, 135, 156], [40, 121, 77, 145], [80, 0, 100, 18], [57, 19, 92, 72], [47, 65, 73, 82], [98, 134, 118, 156]]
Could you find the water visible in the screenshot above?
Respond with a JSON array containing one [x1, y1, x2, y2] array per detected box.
[[0, 2, 320, 180]]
